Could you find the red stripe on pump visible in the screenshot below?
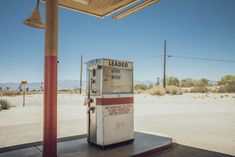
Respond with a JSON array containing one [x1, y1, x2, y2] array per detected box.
[[96, 97, 134, 105]]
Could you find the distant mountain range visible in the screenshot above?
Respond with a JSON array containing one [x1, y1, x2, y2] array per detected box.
[[0, 80, 156, 90], [0, 80, 86, 90], [0, 79, 218, 90]]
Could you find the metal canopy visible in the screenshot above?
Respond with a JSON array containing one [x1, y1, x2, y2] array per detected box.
[[42, 0, 139, 18]]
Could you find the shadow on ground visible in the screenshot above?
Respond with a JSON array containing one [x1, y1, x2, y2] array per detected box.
[[150, 143, 234, 157]]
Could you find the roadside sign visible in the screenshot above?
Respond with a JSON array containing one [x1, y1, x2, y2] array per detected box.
[[20, 80, 28, 107], [21, 81, 28, 85]]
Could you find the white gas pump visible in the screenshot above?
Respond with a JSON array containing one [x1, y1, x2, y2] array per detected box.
[[86, 58, 134, 148]]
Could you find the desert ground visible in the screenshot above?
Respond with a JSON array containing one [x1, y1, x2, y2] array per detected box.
[[0, 93, 235, 155]]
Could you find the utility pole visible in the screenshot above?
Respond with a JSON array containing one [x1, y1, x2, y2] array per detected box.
[[80, 55, 83, 95], [163, 40, 166, 88]]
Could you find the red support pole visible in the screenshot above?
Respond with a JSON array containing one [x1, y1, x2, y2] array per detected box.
[[43, 0, 58, 157]]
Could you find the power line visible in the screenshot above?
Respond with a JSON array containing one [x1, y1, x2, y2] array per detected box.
[[151, 54, 235, 63], [151, 55, 163, 58], [167, 55, 235, 63]]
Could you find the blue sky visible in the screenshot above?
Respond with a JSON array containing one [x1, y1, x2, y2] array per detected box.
[[0, 0, 234, 83]]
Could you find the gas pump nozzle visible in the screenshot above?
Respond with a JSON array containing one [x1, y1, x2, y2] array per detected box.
[[88, 98, 94, 104], [87, 98, 95, 113], [88, 106, 95, 113]]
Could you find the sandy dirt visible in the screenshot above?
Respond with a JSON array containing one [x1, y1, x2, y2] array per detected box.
[[0, 93, 234, 155]]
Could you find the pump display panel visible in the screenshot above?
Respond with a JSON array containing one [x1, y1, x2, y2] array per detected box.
[[103, 67, 133, 94]]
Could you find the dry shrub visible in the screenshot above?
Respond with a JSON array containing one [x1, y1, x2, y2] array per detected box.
[[218, 75, 235, 85], [182, 88, 191, 93], [191, 86, 208, 93], [148, 86, 166, 96], [135, 89, 145, 94], [218, 85, 235, 93], [166, 86, 183, 95], [58, 89, 74, 94], [2, 90, 21, 97], [0, 99, 11, 110], [26, 91, 40, 95], [180, 78, 193, 87], [135, 84, 147, 91], [207, 86, 219, 93]]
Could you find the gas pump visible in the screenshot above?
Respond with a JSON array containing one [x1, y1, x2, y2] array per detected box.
[[86, 58, 134, 148]]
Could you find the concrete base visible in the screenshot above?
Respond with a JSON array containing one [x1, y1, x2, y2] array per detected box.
[[0, 132, 173, 157]]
